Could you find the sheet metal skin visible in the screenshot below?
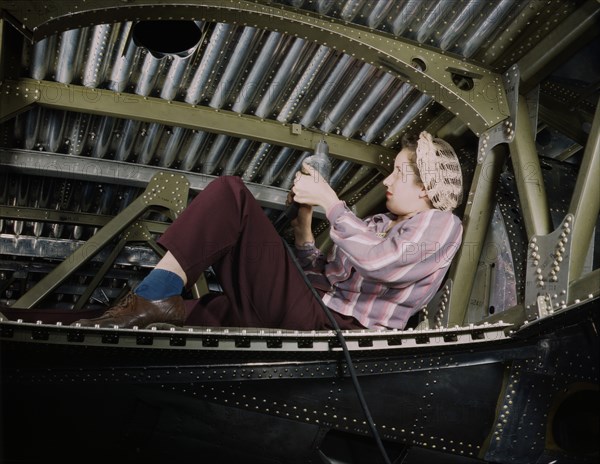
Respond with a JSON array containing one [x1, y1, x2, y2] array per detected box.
[[1, 300, 598, 463]]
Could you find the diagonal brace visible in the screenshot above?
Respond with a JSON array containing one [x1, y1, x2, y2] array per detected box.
[[11, 171, 189, 309]]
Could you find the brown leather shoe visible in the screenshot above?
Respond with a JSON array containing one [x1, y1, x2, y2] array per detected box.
[[72, 292, 185, 328]]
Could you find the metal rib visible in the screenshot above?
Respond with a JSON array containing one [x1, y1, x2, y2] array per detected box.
[[382, 94, 432, 146], [90, 116, 116, 159], [55, 28, 84, 84], [460, 0, 514, 58], [210, 27, 259, 109], [264, 147, 295, 186], [82, 24, 112, 88], [180, 130, 209, 171], [30, 36, 55, 80], [320, 63, 374, 133], [158, 127, 187, 168], [223, 139, 253, 176], [329, 160, 354, 190], [114, 120, 140, 161], [362, 83, 412, 143], [367, 1, 394, 29], [185, 23, 233, 105], [232, 31, 282, 114], [46, 110, 66, 153], [341, 72, 394, 138], [135, 51, 163, 97], [137, 123, 163, 165], [254, 38, 307, 119], [202, 134, 230, 174], [65, 113, 92, 156], [415, 0, 459, 45], [277, 45, 332, 123], [107, 23, 137, 93], [391, 0, 422, 37], [23, 107, 41, 150], [160, 55, 191, 101], [280, 151, 310, 190], [317, 0, 336, 14], [300, 54, 353, 127], [341, 0, 366, 22], [439, 0, 485, 52], [242, 143, 272, 182]]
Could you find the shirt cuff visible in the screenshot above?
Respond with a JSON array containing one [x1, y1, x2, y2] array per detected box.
[[295, 241, 316, 251], [325, 200, 346, 222]]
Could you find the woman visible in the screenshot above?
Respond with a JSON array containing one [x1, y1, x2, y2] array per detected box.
[[73, 131, 463, 331]]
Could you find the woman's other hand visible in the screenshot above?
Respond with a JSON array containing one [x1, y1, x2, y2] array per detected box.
[[287, 190, 314, 244], [292, 163, 339, 211]]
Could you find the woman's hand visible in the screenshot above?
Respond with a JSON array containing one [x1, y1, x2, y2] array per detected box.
[[292, 163, 339, 211], [287, 190, 314, 245]]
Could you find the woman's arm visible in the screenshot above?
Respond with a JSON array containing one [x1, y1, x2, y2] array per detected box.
[[327, 204, 463, 285], [291, 203, 315, 247], [289, 165, 336, 274], [291, 163, 339, 213]]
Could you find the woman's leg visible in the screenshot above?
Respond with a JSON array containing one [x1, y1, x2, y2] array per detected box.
[[155, 251, 187, 285], [75, 176, 363, 330], [158, 176, 362, 330]]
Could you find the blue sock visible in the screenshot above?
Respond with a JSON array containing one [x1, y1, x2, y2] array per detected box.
[[134, 269, 184, 300]]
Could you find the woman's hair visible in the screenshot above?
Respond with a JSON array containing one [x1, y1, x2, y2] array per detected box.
[[401, 133, 419, 149], [400, 133, 424, 186], [401, 132, 463, 211]]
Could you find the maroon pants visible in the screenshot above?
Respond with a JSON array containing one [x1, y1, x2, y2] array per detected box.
[[158, 176, 364, 331]]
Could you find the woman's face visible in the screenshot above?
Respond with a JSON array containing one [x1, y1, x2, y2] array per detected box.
[[382, 148, 429, 218]]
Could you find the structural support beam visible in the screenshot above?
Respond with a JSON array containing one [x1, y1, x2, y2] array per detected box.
[[0, 148, 330, 216], [569, 268, 600, 304], [438, 0, 600, 141], [0, 0, 509, 135], [0, 79, 36, 122], [447, 145, 508, 328], [0, 205, 169, 235], [538, 96, 591, 148], [0, 78, 396, 172], [0, 18, 5, 80], [10, 171, 189, 309], [517, 0, 600, 93], [508, 98, 552, 239], [567, 98, 600, 282]]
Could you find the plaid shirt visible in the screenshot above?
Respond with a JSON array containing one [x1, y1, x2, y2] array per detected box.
[[295, 201, 463, 330]]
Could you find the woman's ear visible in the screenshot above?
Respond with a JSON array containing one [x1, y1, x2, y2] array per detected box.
[[418, 185, 429, 199]]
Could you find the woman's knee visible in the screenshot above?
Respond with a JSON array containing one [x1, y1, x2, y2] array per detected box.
[[210, 175, 247, 195]]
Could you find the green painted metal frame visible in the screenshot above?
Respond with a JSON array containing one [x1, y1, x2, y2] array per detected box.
[[0, 0, 510, 136], [10, 171, 190, 309], [0, 205, 169, 235], [508, 98, 552, 240], [0, 0, 597, 326], [517, 98, 599, 318], [567, 98, 600, 283], [517, 0, 600, 94], [0, 78, 397, 172], [446, 145, 509, 327], [0, 148, 328, 218]]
